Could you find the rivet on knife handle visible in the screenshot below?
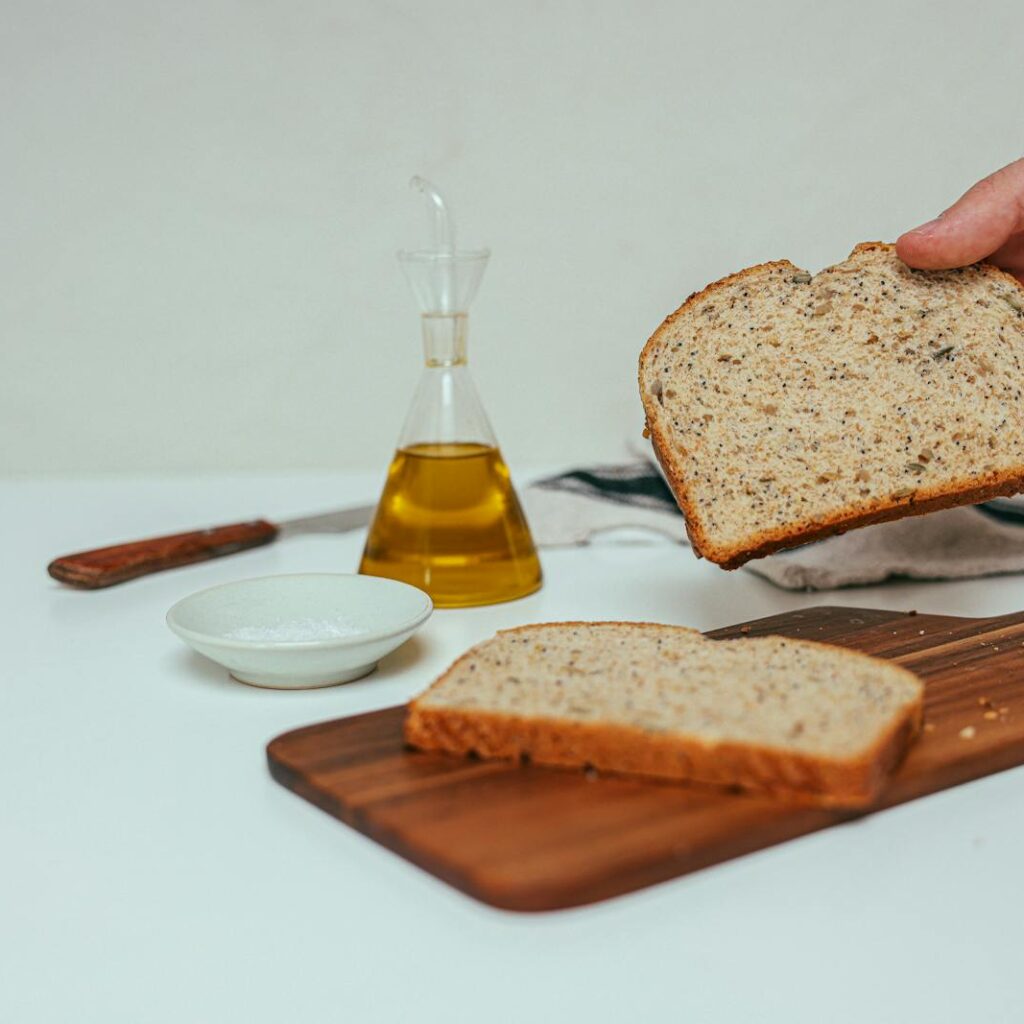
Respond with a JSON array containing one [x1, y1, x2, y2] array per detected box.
[[47, 520, 280, 589]]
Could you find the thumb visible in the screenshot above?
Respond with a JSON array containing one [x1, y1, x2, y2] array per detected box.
[[896, 157, 1024, 269]]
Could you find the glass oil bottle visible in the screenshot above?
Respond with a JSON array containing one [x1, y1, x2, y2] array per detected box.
[[358, 178, 542, 607]]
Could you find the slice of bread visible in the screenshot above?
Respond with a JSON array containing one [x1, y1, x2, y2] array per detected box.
[[404, 621, 924, 808], [639, 242, 1024, 567]]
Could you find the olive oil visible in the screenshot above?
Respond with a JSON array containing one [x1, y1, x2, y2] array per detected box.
[[359, 442, 542, 608], [361, 176, 542, 606]]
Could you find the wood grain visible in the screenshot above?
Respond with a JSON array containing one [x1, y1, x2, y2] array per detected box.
[[48, 520, 278, 588], [267, 606, 1024, 911]]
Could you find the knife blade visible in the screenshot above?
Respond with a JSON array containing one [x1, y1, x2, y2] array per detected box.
[[47, 504, 377, 590], [276, 505, 377, 536]]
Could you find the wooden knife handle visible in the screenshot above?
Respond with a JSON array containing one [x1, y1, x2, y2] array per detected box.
[[47, 519, 280, 589]]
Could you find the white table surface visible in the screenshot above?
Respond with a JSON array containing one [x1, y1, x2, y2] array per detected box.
[[4, 472, 1023, 1023]]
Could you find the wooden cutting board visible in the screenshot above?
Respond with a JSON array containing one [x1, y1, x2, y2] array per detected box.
[[267, 606, 1024, 912]]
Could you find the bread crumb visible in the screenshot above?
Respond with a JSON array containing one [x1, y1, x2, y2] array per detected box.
[[983, 710, 998, 720], [959, 726, 976, 740]]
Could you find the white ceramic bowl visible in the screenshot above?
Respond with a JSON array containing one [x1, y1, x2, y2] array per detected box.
[[166, 573, 433, 689]]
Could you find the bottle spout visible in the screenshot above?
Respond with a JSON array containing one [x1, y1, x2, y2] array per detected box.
[[409, 176, 455, 254], [399, 175, 489, 315]]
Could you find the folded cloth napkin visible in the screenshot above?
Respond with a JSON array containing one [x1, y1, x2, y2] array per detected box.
[[523, 462, 685, 545], [523, 461, 1024, 591]]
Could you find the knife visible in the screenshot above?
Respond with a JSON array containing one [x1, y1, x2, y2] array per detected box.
[[47, 504, 376, 590]]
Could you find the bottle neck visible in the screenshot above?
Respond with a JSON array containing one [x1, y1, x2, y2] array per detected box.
[[421, 312, 468, 367]]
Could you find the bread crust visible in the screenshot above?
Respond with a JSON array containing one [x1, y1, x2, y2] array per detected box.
[[404, 622, 924, 809], [638, 242, 1024, 568]]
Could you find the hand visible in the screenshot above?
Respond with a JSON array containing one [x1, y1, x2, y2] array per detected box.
[[896, 158, 1024, 284]]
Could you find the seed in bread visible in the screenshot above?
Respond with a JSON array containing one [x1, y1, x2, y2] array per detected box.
[[638, 242, 1024, 567], [404, 621, 924, 808]]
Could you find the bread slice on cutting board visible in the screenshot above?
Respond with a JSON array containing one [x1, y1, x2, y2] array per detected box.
[[639, 242, 1024, 568], [404, 621, 924, 808]]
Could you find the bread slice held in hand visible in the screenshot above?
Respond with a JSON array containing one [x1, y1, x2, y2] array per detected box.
[[639, 242, 1024, 568], [404, 622, 924, 808]]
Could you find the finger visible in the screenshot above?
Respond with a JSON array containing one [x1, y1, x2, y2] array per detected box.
[[988, 233, 1024, 284], [896, 157, 1024, 269]]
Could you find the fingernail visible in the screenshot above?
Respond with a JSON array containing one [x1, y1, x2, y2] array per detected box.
[[909, 217, 944, 236]]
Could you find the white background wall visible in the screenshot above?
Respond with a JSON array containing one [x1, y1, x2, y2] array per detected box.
[[3, 0, 1023, 476]]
